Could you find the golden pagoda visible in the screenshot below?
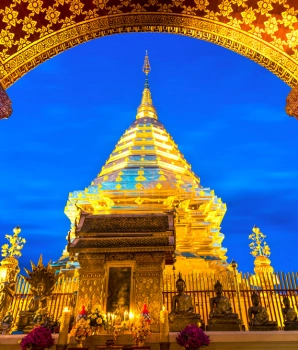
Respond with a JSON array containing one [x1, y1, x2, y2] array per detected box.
[[64, 53, 228, 277]]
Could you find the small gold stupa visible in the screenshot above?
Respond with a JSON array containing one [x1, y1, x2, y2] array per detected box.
[[64, 52, 228, 274]]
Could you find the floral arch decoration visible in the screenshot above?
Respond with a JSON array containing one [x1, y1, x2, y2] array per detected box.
[[0, 0, 298, 119]]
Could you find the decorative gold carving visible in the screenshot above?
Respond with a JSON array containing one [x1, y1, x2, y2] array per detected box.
[[0, 0, 298, 92], [135, 252, 165, 332], [77, 253, 105, 313], [135, 253, 165, 265], [0, 82, 12, 120], [77, 252, 105, 269], [80, 215, 170, 233], [286, 85, 298, 120], [106, 253, 135, 261], [72, 236, 173, 248]]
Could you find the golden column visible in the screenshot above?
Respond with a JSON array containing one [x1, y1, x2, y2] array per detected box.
[[135, 253, 165, 333]]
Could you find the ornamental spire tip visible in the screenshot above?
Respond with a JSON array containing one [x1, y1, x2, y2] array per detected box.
[[143, 50, 151, 75], [136, 51, 158, 120]]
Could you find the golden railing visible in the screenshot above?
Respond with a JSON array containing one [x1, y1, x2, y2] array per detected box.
[[9, 271, 298, 331], [163, 271, 298, 330]]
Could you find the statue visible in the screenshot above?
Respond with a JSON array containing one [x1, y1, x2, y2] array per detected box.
[[0, 226, 24, 319], [14, 255, 58, 333], [1, 310, 13, 334], [282, 296, 298, 331], [207, 280, 241, 331], [248, 292, 278, 331], [0, 268, 18, 318], [27, 280, 48, 313], [169, 273, 202, 331]]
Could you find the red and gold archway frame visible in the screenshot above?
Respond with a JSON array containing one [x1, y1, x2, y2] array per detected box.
[[1, 0, 298, 119]]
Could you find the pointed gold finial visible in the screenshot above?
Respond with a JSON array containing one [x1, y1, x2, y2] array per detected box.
[[143, 50, 151, 75], [136, 51, 158, 120]]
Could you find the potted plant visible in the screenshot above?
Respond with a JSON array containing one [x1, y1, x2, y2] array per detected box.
[[176, 324, 210, 350], [20, 326, 55, 350], [69, 318, 92, 348]]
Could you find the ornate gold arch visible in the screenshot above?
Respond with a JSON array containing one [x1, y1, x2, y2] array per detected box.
[[1, 0, 298, 119]]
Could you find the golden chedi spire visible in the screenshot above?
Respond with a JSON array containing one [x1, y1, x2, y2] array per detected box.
[[64, 52, 229, 273], [136, 51, 158, 120]]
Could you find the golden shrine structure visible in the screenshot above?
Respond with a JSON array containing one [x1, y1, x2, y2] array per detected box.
[[0, 54, 298, 350], [61, 53, 228, 329]]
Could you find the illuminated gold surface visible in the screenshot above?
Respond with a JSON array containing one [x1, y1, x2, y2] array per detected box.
[[65, 56, 228, 272], [249, 226, 275, 285], [0, 0, 298, 89], [249, 226, 271, 258], [1, 226, 25, 259]]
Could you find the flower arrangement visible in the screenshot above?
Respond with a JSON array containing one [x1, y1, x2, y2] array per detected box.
[[131, 316, 152, 343], [87, 307, 107, 327], [176, 324, 210, 349], [70, 318, 92, 339], [20, 326, 55, 350]]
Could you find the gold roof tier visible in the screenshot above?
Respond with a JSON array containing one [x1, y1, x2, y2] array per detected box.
[[64, 53, 228, 271]]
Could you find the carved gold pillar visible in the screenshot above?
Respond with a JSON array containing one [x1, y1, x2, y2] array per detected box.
[[77, 253, 106, 314], [135, 253, 165, 333]]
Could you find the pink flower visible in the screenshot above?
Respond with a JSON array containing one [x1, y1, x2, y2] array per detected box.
[[176, 325, 210, 349], [20, 327, 55, 350]]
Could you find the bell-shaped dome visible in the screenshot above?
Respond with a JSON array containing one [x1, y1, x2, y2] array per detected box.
[[93, 116, 201, 193]]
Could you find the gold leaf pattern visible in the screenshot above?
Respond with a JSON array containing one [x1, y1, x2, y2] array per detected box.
[[286, 30, 298, 49], [194, 0, 209, 11], [27, 0, 44, 14], [45, 7, 61, 24], [281, 8, 297, 28], [218, 0, 233, 17], [241, 7, 256, 25], [22, 17, 37, 35], [2, 7, 19, 27], [0, 30, 14, 49], [264, 17, 278, 35], [257, 0, 273, 16], [69, 0, 84, 15]]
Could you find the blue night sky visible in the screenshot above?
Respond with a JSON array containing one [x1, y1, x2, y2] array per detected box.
[[0, 33, 297, 273]]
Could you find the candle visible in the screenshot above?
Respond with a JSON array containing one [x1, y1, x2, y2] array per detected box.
[[160, 305, 169, 342], [58, 307, 71, 345], [129, 312, 134, 331]]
